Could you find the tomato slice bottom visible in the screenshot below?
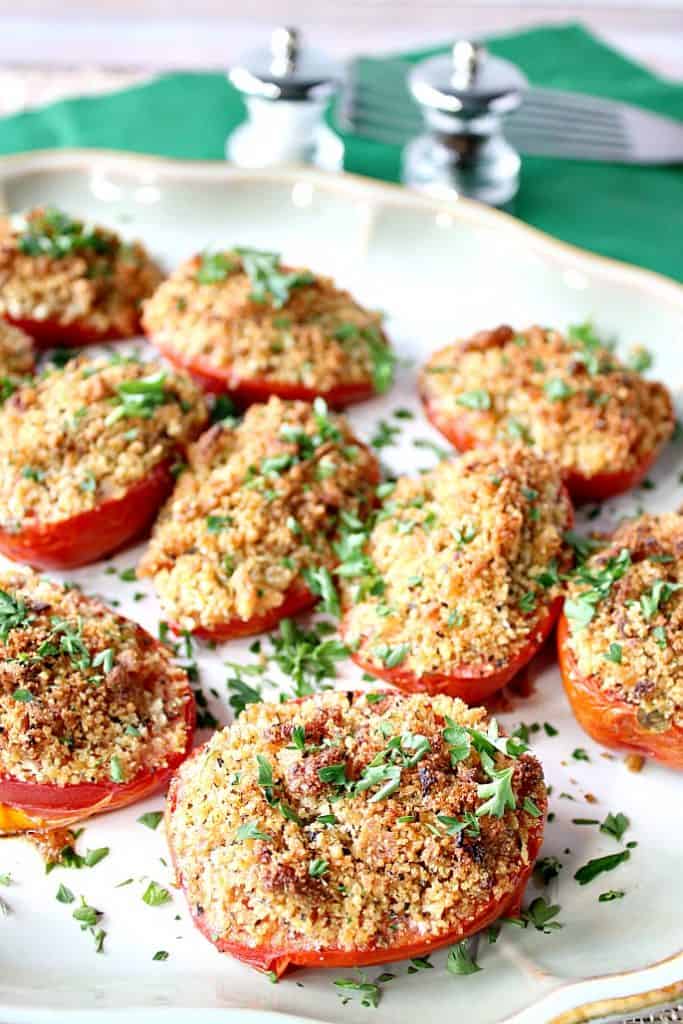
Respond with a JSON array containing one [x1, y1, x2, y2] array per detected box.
[[176, 584, 314, 642], [557, 615, 683, 770], [2, 313, 135, 349], [166, 753, 544, 976], [0, 458, 176, 570], [0, 688, 196, 833], [345, 595, 564, 703], [152, 338, 376, 408], [422, 397, 665, 505]]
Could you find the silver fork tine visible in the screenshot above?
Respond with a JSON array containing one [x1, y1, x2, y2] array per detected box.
[[340, 60, 683, 163]]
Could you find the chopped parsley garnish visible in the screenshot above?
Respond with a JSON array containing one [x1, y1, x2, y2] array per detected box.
[[56, 883, 75, 904], [563, 530, 602, 564], [572, 748, 590, 762], [301, 566, 340, 617], [333, 976, 382, 1008], [599, 890, 625, 902], [574, 849, 630, 885], [505, 418, 532, 444], [106, 371, 170, 425], [196, 251, 235, 284], [236, 821, 272, 843], [412, 437, 451, 461], [534, 856, 562, 885], [638, 578, 682, 620], [11, 688, 34, 703], [235, 246, 314, 308], [137, 811, 164, 830], [600, 811, 630, 841], [523, 797, 542, 817], [564, 548, 631, 627], [371, 419, 401, 449], [142, 881, 172, 906], [523, 897, 562, 932], [456, 389, 491, 411], [17, 208, 112, 259], [153, 950, 170, 960], [227, 676, 263, 716], [308, 859, 329, 878], [373, 642, 409, 668], [109, 755, 125, 783], [544, 378, 574, 402], [0, 589, 33, 641], [567, 321, 613, 376], [626, 346, 653, 373], [604, 642, 622, 664], [446, 941, 482, 976], [476, 754, 516, 818], [72, 895, 102, 929], [518, 591, 537, 613], [206, 514, 234, 533]]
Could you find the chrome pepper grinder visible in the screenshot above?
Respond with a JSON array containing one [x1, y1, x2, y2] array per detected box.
[[227, 27, 344, 171], [403, 41, 528, 207]]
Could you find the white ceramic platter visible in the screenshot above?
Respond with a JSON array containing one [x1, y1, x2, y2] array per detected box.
[[0, 152, 681, 1024]]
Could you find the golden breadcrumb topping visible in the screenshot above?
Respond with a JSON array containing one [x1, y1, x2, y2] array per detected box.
[[142, 249, 391, 393], [0, 207, 162, 336], [167, 691, 545, 954], [0, 355, 207, 528], [341, 446, 571, 679], [565, 513, 683, 731], [0, 570, 192, 786], [138, 397, 379, 631], [420, 325, 674, 479], [0, 320, 34, 379]]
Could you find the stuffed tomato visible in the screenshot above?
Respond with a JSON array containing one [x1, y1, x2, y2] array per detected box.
[[0, 354, 207, 569], [138, 396, 380, 640], [559, 512, 683, 769], [419, 324, 674, 503], [0, 569, 195, 833], [166, 690, 546, 976], [340, 444, 573, 702], [142, 247, 394, 406], [0, 206, 162, 347]]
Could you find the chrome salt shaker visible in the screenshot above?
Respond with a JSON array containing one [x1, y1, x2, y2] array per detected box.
[[403, 41, 528, 206], [226, 27, 344, 171]]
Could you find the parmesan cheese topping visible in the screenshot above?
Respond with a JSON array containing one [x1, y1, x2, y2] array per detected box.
[[341, 446, 571, 678], [420, 325, 674, 479], [0, 207, 162, 336], [0, 320, 34, 379], [0, 570, 192, 786], [142, 249, 391, 394], [138, 397, 379, 631], [167, 691, 545, 954], [565, 513, 683, 731], [0, 355, 207, 528]]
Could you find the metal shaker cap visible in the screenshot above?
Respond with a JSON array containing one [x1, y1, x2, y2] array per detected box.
[[229, 27, 342, 102], [409, 41, 527, 117]]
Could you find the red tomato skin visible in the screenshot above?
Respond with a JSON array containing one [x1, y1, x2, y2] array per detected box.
[[166, 737, 545, 977], [557, 614, 683, 770], [0, 668, 195, 830], [0, 458, 177, 570], [152, 338, 376, 408], [2, 313, 140, 349], [175, 583, 315, 642], [422, 394, 665, 506], [344, 595, 564, 703]]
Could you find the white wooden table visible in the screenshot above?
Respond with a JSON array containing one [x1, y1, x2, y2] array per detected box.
[[0, 3, 680, 119]]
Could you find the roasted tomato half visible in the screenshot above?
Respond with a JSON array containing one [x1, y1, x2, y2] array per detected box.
[[0, 206, 162, 347], [142, 247, 393, 407], [138, 396, 380, 640], [558, 512, 683, 769], [0, 570, 195, 833], [340, 445, 573, 703], [166, 690, 546, 976], [0, 355, 207, 569], [419, 324, 674, 504]]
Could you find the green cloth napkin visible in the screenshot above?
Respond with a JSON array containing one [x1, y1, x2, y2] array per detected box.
[[0, 24, 681, 280]]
